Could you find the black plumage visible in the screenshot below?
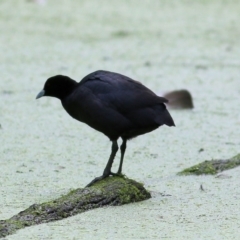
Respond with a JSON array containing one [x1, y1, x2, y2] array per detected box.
[[36, 70, 175, 186]]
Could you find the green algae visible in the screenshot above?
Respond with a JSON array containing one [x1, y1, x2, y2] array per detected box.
[[0, 176, 151, 238], [178, 154, 240, 176]]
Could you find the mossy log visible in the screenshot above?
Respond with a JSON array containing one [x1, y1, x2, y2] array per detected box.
[[0, 176, 151, 238], [178, 153, 240, 176]]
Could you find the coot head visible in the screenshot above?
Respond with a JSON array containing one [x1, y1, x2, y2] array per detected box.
[[36, 75, 77, 100]]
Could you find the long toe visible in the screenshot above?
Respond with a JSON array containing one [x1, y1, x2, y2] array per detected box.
[[109, 171, 118, 176], [110, 172, 124, 177], [116, 170, 125, 176], [85, 175, 107, 187]]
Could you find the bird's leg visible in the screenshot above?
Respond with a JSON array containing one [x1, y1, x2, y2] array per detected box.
[[86, 140, 118, 187], [117, 138, 127, 175], [103, 140, 119, 176]]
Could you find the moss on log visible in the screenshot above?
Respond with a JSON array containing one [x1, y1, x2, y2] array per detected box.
[[178, 153, 240, 176], [0, 176, 151, 238]]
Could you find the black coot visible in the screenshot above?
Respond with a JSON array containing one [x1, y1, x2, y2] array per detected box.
[[36, 70, 175, 186]]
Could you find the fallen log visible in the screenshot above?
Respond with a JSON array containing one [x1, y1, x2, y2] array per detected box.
[[0, 176, 151, 238]]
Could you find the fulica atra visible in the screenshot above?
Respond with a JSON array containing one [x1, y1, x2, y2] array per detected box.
[[36, 70, 175, 186]]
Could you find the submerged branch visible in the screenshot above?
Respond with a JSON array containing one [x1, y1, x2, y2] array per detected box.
[[178, 153, 240, 175]]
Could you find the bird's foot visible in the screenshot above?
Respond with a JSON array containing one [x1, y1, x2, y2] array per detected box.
[[85, 172, 125, 187], [109, 172, 124, 177], [109, 171, 118, 176], [85, 175, 107, 187], [85, 170, 115, 187]]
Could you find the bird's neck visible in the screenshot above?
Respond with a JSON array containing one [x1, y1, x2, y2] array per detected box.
[[57, 80, 78, 100]]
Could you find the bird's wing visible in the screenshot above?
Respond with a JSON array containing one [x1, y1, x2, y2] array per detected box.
[[79, 70, 168, 113]]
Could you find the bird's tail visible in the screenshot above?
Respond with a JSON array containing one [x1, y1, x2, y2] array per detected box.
[[156, 104, 175, 127], [163, 109, 175, 126]]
